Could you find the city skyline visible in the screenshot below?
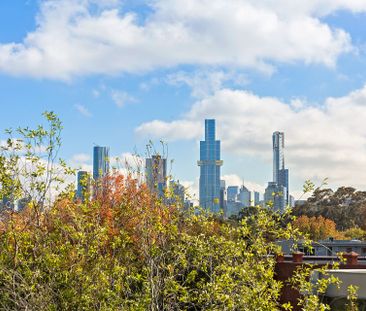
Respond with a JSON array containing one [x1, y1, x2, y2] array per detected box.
[[1, 1, 366, 197]]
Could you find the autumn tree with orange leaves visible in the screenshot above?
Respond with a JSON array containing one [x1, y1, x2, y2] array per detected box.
[[292, 215, 344, 241]]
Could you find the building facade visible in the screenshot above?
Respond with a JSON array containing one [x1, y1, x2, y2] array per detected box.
[[93, 146, 110, 180], [253, 191, 260, 206], [272, 132, 289, 206], [198, 119, 223, 213], [264, 181, 286, 213], [238, 185, 251, 207], [227, 186, 239, 202]]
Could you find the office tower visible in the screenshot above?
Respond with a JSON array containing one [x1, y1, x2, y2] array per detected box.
[[198, 119, 223, 213], [226, 201, 243, 217], [220, 180, 227, 216], [227, 186, 239, 202], [76, 171, 90, 202], [146, 155, 167, 197], [238, 185, 251, 207], [264, 182, 286, 213], [253, 191, 260, 206], [273, 132, 284, 183], [93, 146, 110, 180], [169, 180, 185, 204], [272, 132, 289, 205]]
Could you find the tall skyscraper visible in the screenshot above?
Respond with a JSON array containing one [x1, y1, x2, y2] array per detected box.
[[146, 155, 167, 197], [198, 119, 223, 213], [272, 132, 289, 205], [273, 132, 284, 183], [93, 146, 110, 180]]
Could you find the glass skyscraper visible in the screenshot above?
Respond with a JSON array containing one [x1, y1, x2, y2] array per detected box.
[[93, 146, 110, 180], [272, 131, 289, 208], [198, 119, 223, 213]]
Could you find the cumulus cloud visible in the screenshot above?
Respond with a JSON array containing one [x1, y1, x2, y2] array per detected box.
[[0, 0, 363, 79], [135, 85, 366, 190], [166, 70, 249, 98]]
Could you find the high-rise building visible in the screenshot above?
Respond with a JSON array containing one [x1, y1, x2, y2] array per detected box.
[[253, 191, 260, 206], [264, 182, 286, 213], [227, 186, 239, 202], [198, 119, 223, 213], [273, 132, 284, 183], [76, 170, 90, 202], [238, 185, 251, 207], [146, 155, 167, 197], [226, 201, 243, 218], [93, 146, 110, 180], [272, 132, 289, 205]]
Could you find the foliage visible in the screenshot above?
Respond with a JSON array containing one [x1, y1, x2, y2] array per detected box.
[[293, 186, 366, 230], [292, 215, 344, 241], [290, 264, 341, 311], [342, 227, 366, 240], [0, 111, 75, 213]]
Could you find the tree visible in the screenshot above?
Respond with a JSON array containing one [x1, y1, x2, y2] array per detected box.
[[292, 215, 343, 241], [0, 111, 74, 214], [343, 227, 366, 240], [293, 186, 366, 231]]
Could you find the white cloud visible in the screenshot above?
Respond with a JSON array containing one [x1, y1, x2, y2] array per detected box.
[[110, 90, 137, 108], [75, 104, 92, 117], [136, 120, 201, 142], [70, 153, 92, 171], [135, 84, 366, 191], [166, 70, 249, 98], [0, 0, 363, 79]]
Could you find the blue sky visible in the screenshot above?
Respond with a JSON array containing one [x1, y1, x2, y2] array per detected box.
[[1, 0, 366, 198]]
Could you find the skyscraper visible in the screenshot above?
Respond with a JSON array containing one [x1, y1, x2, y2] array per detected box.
[[146, 155, 167, 197], [272, 132, 289, 205], [93, 146, 110, 180], [227, 186, 239, 202], [272, 132, 284, 184], [198, 119, 223, 213]]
